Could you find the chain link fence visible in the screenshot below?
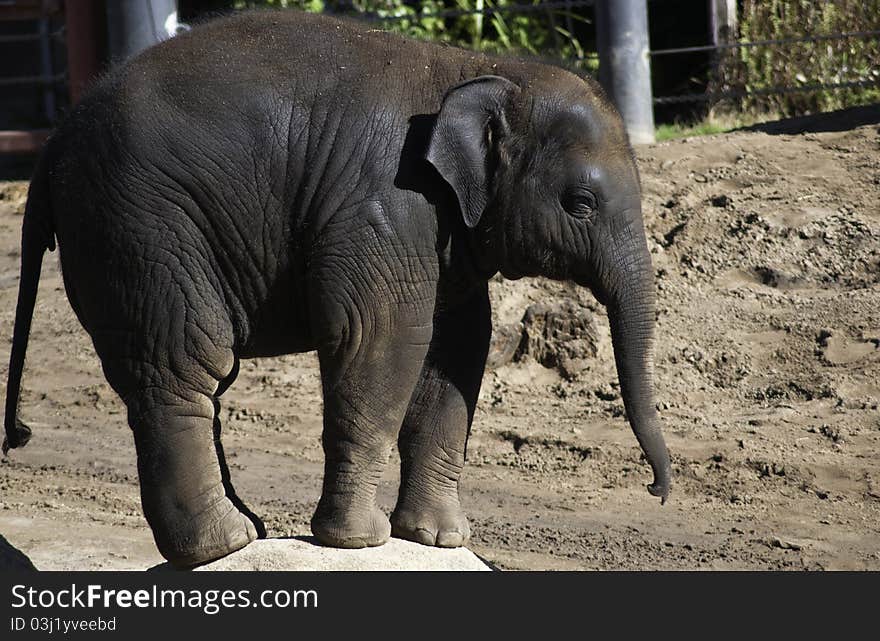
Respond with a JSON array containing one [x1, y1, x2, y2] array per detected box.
[[2, 1, 879, 133], [650, 28, 880, 106], [322, 1, 880, 115]]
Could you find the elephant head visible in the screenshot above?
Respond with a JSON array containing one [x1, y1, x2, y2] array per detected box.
[[426, 72, 671, 502]]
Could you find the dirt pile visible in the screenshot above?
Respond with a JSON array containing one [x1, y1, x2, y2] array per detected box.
[[488, 301, 600, 380]]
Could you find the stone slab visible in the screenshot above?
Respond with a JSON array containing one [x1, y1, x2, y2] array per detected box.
[[151, 537, 494, 571]]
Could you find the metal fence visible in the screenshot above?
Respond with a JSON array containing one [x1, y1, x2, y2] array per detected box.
[[649, 28, 880, 106], [365, 0, 598, 22], [2, 1, 879, 136], [341, 0, 880, 109], [0, 1, 64, 126]]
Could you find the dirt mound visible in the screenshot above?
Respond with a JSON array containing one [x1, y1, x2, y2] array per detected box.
[[488, 301, 599, 380], [1, 111, 878, 570]]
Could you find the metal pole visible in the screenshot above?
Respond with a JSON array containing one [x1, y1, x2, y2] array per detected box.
[[709, 0, 737, 107], [596, 0, 655, 144], [710, 0, 738, 46], [106, 0, 179, 61]]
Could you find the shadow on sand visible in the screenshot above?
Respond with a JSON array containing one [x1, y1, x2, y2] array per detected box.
[[740, 104, 879, 136], [0, 533, 37, 571]]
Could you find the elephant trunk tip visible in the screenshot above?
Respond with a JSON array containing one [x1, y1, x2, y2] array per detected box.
[[2, 418, 32, 455], [646, 461, 671, 505], [648, 481, 669, 505]]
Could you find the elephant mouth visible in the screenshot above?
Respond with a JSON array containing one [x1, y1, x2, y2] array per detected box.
[[485, 212, 518, 279], [499, 265, 525, 280], [492, 213, 531, 281], [584, 279, 609, 307]]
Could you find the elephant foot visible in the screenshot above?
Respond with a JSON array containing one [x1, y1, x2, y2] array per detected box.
[[391, 497, 471, 548], [310, 500, 391, 549], [152, 496, 260, 568]]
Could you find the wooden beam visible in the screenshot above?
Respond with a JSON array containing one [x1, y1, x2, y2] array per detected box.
[[0, 130, 51, 154], [0, 1, 62, 21]]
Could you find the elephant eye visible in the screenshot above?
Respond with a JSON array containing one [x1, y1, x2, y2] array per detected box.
[[560, 187, 598, 222]]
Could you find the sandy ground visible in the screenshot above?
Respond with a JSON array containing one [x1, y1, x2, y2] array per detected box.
[[0, 107, 878, 570]]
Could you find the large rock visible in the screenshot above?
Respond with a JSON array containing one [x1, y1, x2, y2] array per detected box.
[[152, 538, 494, 571]]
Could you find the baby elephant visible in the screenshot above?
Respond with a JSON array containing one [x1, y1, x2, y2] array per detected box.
[[3, 10, 670, 567]]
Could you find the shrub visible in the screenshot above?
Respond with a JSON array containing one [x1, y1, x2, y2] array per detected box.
[[233, 1, 597, 72], [717, 0, 880, 116]]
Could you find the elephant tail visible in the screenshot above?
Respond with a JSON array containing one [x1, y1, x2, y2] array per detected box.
[[3, 152, 55, 455]]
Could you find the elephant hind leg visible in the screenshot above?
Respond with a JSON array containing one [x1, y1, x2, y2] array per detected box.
[[122, 380, 259, 567], [95, 331, 261, 568], [211, 396, 267, 540], [55, 192, 261, 566]]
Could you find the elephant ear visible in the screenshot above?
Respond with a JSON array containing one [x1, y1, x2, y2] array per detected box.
[[426, 75, 519, 228]]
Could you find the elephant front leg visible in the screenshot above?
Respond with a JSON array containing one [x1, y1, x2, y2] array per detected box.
[[392, 285, 491, 548], [310, 315, 433, 549]]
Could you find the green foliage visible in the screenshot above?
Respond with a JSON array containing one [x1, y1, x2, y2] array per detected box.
[[233, 1, 598, 73], [234, 0, 325, 10], [717, 0, 880, 116]]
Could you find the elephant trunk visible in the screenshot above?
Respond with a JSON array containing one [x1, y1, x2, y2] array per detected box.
[[604, 250, 671, 503]]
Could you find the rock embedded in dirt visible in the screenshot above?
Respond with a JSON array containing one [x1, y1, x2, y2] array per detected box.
[[710, 194, 733, 208], [818, 423, 844, 443], [767, 537, 803, 552], [0, 183, 28, 214], [486, 321, 524, 369]]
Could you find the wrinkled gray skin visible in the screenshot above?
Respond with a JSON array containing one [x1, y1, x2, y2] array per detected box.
[[3, 10, 671, 567]]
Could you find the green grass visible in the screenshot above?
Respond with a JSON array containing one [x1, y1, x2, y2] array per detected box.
[[654, 120, 736, 141], [653, 108, 798, 141]]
